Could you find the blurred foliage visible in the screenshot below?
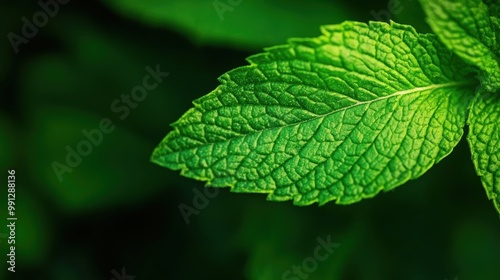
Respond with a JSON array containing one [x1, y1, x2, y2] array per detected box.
[[0, 5, 14, 82], [391, 0, 432, 33], [101, 0, 357, 50], [0, 0, 499, 280], [19, 14, 181, 212], [26, 106, 167, 211], [15, 189, 52, 265], [0, 115, 14, 170]]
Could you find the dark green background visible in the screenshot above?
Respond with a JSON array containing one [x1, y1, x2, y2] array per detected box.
[[1, 0, 499, 279]]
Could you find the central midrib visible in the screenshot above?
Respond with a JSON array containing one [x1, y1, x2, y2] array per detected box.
[[173, 80, 474, 154]]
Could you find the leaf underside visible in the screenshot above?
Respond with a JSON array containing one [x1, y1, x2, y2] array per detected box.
[[468, 91, 500, 214], [152, 21, 475, 206]]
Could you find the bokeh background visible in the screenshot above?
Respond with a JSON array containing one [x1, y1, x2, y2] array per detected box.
[[1, 0, 499, 279]]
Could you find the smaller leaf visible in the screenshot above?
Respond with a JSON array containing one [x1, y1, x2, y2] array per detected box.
[[467, 90, 500, 215], [420, 0, 500, 91]]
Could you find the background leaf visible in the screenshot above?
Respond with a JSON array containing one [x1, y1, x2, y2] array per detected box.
[[100, 0, 358, 50], [392, 0, 432, 34]]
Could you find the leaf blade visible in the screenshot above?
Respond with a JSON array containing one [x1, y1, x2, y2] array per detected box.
[[152, 21, 476, 205], [419, 0, 500, 90], [467, 90, 500, 215]]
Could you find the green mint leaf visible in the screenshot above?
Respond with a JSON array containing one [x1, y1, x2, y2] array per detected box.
[[484, 0, 500, 53], [151, 21, 475, 206], [419, 0, 500, 91], [467, 90, 500, 215]]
